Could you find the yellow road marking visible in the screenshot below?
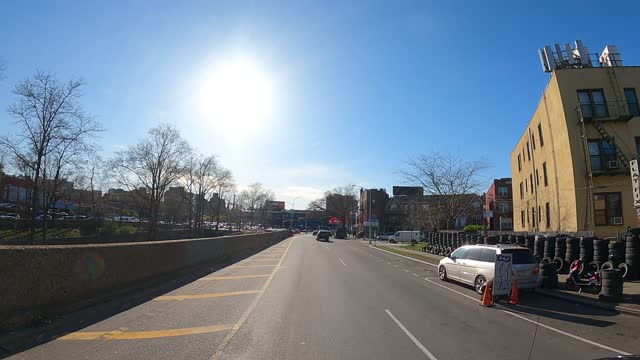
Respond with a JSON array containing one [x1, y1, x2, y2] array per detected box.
[[244, 258, 280, 261], [60, 324, 231, 341], [212, 238, 294, 359], [154, 290, 260, 301], [230, 265, 277, 268], [200, 274, 270, 280]]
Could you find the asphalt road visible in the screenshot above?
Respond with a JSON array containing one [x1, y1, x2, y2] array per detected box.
[[7, 234, 640, 360]]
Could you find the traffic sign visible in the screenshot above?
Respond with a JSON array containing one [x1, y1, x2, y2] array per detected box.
[[630, 159, 640, 207]]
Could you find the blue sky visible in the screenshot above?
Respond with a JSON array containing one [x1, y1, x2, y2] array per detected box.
[[1, 0, 639, 208]]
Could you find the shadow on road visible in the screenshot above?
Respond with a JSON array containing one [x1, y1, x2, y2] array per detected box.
[[0, 238, 289, 359], [499, 295, 619, 328]]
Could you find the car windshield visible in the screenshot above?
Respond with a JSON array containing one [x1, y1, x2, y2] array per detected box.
[[3, 3, 639, 360], [501, 249, 537, 264]]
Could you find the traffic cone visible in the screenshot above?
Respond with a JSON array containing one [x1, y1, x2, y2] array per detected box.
[[480, 280, 493, 307], [509, 279, 519, 305]]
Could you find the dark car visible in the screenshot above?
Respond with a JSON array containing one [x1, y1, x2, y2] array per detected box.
[[335, 227, 346, 239], [316, 230, 330, 241]]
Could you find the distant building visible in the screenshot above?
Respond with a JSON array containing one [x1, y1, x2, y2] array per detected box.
[[485, 178, 513, 231], [384, 186, 424, 233], [358, 188, 389, 237]]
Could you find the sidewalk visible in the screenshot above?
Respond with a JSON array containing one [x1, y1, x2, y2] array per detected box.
[[367, 241, 640, 316]]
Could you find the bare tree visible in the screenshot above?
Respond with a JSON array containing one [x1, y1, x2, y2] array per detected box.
[[110, 124, 191, 239], [1, 72, 102, 242], [212, 167, 235, 230], [323, 185, 357, 228], [307, 197, 326, 211], [239, 182, 273, 226], [401, 152, 489, 230], [0, 57, 6, 80]]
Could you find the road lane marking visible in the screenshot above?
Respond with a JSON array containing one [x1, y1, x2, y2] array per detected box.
[[154, 290, 260, 301], [201, 274, 270, 280], [386, 261, 391, 264], [404, 269, 410, 272], [212, 238, 295, 359], [422, 279, 632, 355], [393, 265, 399, 268], [385, 309, 438, 360], [243, 258, 281, 261], [370, 246, 437, 267], [60, 324, 232, 340], [338, 257, 346, 266], [412, 273, 419, 277], [230, 265, 277, 268]]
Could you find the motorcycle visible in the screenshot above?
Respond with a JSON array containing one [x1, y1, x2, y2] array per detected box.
[[565, 259, 601, 292]]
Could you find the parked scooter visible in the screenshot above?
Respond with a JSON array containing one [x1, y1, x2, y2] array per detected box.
[[565, 258, 601, 292]]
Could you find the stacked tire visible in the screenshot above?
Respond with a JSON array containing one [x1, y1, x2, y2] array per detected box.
[[486, 236, 497, 245], [626, 235, 640, 280], [592, 238, 609, 271], [499, 235, 507, 244], [525, 235, 535, 253], [534, 235, 545, 262], [517, 235, 526, 246], [579, 237, 594, 273], [553, 237, 567, 273], [565, 237, 579, 266], [599, 269, 623, 302], [477, 235, 484, 245], [543, 236, 556, 263], [539, 262, 558, 289]]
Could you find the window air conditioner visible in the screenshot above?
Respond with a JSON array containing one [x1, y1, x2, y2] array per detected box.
[[607, 160, 619, 169], [612, 217, 623, 225]]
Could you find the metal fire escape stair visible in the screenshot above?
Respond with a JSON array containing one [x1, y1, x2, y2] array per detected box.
[[591, 120, 630, 170]]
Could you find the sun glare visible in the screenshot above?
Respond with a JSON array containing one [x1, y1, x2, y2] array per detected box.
[[198, 56, 275, 132]]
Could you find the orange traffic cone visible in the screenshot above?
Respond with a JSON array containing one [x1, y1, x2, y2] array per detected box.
[[509, 279, 519, 305], [480, 280, 493, 307]]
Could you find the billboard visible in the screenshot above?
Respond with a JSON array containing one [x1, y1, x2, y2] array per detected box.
[[265, 200, 285, 212], [392, 186, 423, 197]]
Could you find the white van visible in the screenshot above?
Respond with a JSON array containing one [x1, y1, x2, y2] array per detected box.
[[389, 231, 422, 243]]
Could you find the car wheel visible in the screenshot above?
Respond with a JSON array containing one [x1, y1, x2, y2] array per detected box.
[[474, 275, 487, 295], [439, 265, 448, 281]]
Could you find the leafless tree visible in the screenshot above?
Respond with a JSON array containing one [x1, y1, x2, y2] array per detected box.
[[212, 167, 235, 230], [307, 197, 326, 211], [321, 185, 357, 228], [401, 152, 489, 230], [239, 182, 274, 226], [0, 57, 6, 80], [110, 124, 191, 239], [1, 72, 102, 242]]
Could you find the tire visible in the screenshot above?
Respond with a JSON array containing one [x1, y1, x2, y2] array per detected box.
[[541, 257, 551, 264], [601, 269, 622, 279], [601, 261, 614, 271], [474, 275, 487, 295], [444, 248, 452, 256], [552, 257, 565, 272], [588, 261, 600, 272], [439, 265, 448, 281], [617, 263, 631, 280]]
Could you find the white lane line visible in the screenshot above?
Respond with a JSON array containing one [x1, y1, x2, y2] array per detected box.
[[386, 261, 391, 264], [385, 309, 438, 360], [370, 246, 437, 267], [404, 269, 410, 272], [422, 279, 631, 355], [412, 273, 419, 277], [338, 257, 346, 266], [500, 310, 631, 356], [393, 265, 399, 268]]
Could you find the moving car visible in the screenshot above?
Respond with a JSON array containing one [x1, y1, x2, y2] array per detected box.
[[316, 230, 331, 241], [438, 244, 540, 295], [388, 231, 422, 243], [334, 227, 346, 239], [312, 230, 319, 235], [0, 213, 20, 220], [376, 232, 395, 241]]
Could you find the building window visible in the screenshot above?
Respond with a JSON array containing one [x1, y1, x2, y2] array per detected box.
[[593, 192, 622, 226], [625, 88, 640, 117], [522, 147, 526, 163], [636, 137, 640, 158], [521, 210, 525, 227], [588, 139, 617, 171], [577, 89, 608, 118], [538, 205, 541, 223], [530, 174, 534, 193], [532, 133, 536, 150], [543, 162, 548, 187], [535, 169, 540, 186], [525, 178, 528, 193], [538, 123, 544, 147], [545, 202, 550, 228], [526, 142, 531, 161], [497, 186, 508, 197], [526, 207, 529, 225], [517, 155, 522, 171], [519, 182, 523, 199]]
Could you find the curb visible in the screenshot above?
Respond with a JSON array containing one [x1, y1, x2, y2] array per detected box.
[[535, 288, 640, 317]]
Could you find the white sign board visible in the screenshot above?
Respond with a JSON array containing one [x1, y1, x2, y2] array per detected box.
[[363, 221, 379, 227], [493, 254, 512, 296], [630, 159, 640, 208]]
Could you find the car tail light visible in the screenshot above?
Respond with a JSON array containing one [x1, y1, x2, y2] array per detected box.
[[532, 267, 539, 275]]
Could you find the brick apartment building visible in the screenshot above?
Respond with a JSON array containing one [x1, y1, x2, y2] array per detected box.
[[485, 178, 514, 231]]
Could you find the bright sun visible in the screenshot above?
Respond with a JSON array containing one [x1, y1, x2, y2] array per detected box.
[[198, 56, 275, 132]]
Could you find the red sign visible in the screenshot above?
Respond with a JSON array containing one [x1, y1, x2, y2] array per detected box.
[[328, 216, 342, 224]]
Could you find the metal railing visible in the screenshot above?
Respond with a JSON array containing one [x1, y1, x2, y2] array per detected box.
[[575, 101, 638, 122]]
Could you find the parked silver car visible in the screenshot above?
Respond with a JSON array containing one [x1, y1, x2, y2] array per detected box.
[[438, 244, 540, 294]]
